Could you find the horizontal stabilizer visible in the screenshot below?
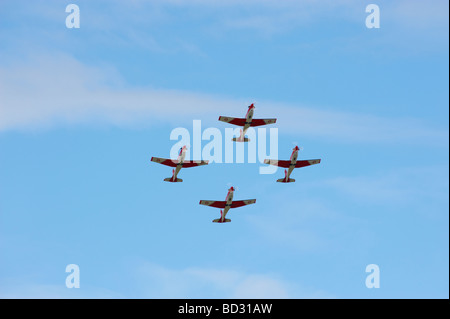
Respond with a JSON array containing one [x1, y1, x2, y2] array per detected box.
[[232, 137, 250, 142], [265, 159, 321, 168], [164, 177, 183, 182], [212, 218, 231, 223], [276, 178, 295, 183]]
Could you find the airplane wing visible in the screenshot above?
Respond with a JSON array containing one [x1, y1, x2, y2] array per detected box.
[[249, 119, 277, 127], [199, 200, 227, 208], [151, 157, 178, 167], [230, 199, 256, 208], [218, 116, 246, 126], [295, 159, 321, 168], [182, 160, 209, 168], [263, 159, 291, 168]]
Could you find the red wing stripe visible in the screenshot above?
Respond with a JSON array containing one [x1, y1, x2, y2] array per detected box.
[[218, 116, 246, 126], [199, 200, 227, 208], [263, 159, 291, 168], [182, 160, 209, 168], [151, 157, 178, 167], [230, 199, 256, 208], [249, 118, 277, 127], [295, 159, 321, 168]]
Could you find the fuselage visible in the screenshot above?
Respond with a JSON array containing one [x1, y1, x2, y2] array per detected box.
[[240, 104, 255, 139], [221, 187, 235, 221], [285, 147, 299, 181], [172, 146, 187, 181]]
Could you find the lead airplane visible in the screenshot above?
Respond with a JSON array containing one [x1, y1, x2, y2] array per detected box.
[[199, 187, 256, 223], [218, 103, 276, 142], [264, 146, 321, 183], [151, 146, 208, 182]]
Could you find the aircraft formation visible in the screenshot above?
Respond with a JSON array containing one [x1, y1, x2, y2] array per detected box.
[[151, 103, 321, 223]]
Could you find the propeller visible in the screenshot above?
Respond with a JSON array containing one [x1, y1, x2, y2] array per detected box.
[[226, 182, 239, 191], [291, 141, 303, 151], [247, 100, 258, 109]]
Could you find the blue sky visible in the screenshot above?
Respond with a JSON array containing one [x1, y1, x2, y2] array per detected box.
[[0, 0, 448, 298]]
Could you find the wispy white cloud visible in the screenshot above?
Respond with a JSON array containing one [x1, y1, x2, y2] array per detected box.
[[0, 282, 123, 299], [275, 105, 448, 145], [386, 0, 449, 30], [134, 261, 332, 298], [244, 190, 367, 254], [1, 0, 447, 52], [321, 165, 450, 208], [245, 164, 449, 255], [1, 53, 446, 147]]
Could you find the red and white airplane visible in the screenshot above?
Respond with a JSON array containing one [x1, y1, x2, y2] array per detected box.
[[151, 146, 208, 182], [199, 187, 256, 223], [218, 103, 276, 142], [264, 146, 321, 183]]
